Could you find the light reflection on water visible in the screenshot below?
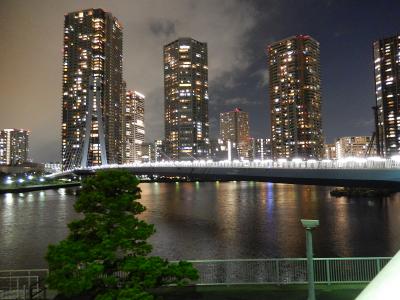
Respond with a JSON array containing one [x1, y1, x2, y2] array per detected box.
[[1, 182, 400, 269]]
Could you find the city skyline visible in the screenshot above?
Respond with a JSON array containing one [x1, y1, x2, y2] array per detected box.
[[1, 0, 400, 162]]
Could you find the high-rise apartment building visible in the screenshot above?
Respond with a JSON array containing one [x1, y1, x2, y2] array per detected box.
[[0, 129, 29, 165], [373, 35, 400, 157], [123, 90, 145, 163], [250, 138, 272, 161], [164, 38, 209, 160], [141, 140, 166, 163], [268, 35, 323, 159], [335, 136, 373, 159], [323, 143, 337, 160], [61, 8, 123, 170], [220, 108, 250, 158]]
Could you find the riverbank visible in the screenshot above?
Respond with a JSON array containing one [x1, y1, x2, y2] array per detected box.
[[0, 182, 81, 194]]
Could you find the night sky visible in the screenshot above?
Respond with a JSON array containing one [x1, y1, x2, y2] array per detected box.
[[0, 0, 399, 162]]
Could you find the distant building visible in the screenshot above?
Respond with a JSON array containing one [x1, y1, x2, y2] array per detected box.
[[268, 35, 323, 159], [140, 142, 153, 163], [250, 138, 272, 160], [0, 162, 44, 175], [141, 140, 167, 162], [0, 129, 29, 165], [164, 37, 209, 160], [209, 139, 238, 161], [335, 136, 372, 159], [44, 162, 62, 173], [220, 108, 250, 159], [323, 143, 337, 160], [123, 90, 145, 163], [373, 35, 400, 157], [61, 9, 123, 170]]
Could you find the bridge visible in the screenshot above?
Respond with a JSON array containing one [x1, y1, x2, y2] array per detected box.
[[49, 156, 400, 188]]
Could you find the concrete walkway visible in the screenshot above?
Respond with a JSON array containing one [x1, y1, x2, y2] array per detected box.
[[158, 284, 365, 300]]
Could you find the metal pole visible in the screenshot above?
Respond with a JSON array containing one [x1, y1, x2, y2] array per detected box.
[[301, 219, 319, 300], [306, 228, 316, 300]]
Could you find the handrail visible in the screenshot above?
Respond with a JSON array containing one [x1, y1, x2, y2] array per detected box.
[[0, 257, 391, 289]]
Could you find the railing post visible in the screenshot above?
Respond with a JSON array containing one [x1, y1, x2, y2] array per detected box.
[[37, 276, 39, 295], [326, 260, 331, 285], [376, 258, 381, 274], [28, 270, 31, 294], [276, 260, 280, 284]]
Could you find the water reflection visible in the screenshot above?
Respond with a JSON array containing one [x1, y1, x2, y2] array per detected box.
[[1, 183, 400, 270]]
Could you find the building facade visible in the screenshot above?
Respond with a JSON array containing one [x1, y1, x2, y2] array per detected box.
[[373, 35, 400, 157], [61, 8, 123, 170], [164, 38, 209, 160], [219, 108, 250, 159], [268, 35, 323, 159], [0, 129, 29, 165], [141, 140, 166, 162], [250, 138, 272, 160], [123, 90, 145, 163], [335, 136, 372, 159], [323, 143, 337, 160]]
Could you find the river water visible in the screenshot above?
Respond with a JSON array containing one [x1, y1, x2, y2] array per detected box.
[[1, 182, 400, 270]]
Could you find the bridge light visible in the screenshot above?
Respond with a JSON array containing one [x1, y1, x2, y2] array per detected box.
[[367, 156, 385, 162], [391, 155, 400, 162]]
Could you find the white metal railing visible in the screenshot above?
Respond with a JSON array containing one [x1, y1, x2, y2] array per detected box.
[[189, 257, 391, 285], [0, 269, 48, 300], [0, 257, 391, 295]]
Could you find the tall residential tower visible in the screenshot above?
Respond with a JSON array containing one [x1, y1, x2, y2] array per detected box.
[[220, 108, 250, 159], [123, 90, 145, 163], [61, 9, 123, 170], [268, 35, 323, 159], [0, 129, 29, 165], [373, 35, 400, 157], [164, 38, 209, 160]]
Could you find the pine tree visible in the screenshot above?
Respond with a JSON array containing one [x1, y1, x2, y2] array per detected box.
[[46, 170, 198, 299]]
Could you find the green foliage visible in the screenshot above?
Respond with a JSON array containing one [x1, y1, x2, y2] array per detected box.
[[46, 170, 198, 299]]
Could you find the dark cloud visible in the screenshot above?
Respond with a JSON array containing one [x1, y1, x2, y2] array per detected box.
[[149, 19, 177, 38], [223, 97, 251, 106]]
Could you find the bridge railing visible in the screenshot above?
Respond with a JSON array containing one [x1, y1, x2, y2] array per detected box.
[[110, 157, 400, 170], [51, 156, 400, 175]]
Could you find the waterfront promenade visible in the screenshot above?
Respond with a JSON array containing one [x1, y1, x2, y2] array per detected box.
[[0, 257, 384, 299]]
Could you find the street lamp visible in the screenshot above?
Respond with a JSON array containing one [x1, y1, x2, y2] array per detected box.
[[301, 219, 319, 300]]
